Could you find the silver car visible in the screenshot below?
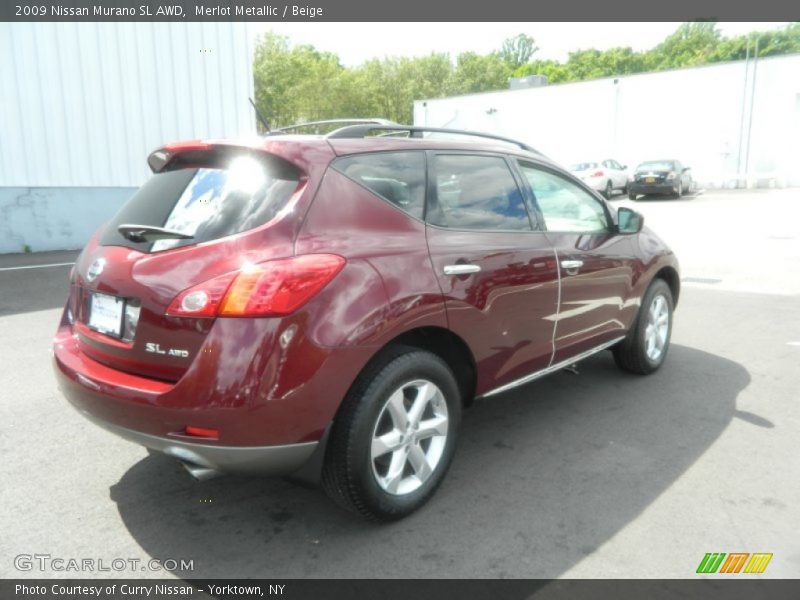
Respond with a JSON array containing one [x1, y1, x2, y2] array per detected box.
[[569, 159, 629, 198]]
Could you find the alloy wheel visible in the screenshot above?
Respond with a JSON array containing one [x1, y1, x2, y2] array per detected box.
[[644, 294, 670, 361], [370, 379, 449, 496]]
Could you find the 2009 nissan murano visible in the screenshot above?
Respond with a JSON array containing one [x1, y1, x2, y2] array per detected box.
[[53, 123, 680, 521]]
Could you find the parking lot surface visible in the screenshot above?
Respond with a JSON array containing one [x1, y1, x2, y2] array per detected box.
[[1, 189, 799, 578]]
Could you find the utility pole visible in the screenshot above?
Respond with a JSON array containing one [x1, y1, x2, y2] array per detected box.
[[743, 36, 760, 186], [736, 38, 750, 188]]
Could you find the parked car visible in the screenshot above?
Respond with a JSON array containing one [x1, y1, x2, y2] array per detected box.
[[53, 123, 680, 521], [628, 159, 693, 200], [569, 159, 629, 198]]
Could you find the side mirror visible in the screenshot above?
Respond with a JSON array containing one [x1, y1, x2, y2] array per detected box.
[[617, 207, 644, 234], [621, 165, 628, 170], [682, 167, 690, 173]]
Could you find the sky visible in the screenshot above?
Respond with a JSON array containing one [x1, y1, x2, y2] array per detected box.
[[248, 22, 793, 65]]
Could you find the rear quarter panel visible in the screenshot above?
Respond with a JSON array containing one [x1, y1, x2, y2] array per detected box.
[[295, 167, 448, 348]]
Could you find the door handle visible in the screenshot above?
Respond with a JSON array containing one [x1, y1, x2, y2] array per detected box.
[[560, 259, 584, 271], [443, 264, 481, 276]]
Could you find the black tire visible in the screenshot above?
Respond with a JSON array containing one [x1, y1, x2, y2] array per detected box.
[[673, 181, 683, 198], [628, 191, 637, 201], [604, 180, 613, 199], [613, 279, 674, 375], [322, 347, 462, 521]]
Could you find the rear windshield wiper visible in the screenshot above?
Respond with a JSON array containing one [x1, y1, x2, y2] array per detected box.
[[117, 224, 195, 243]]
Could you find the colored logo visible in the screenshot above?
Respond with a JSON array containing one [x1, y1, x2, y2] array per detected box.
[[697, 552, 773, 574]]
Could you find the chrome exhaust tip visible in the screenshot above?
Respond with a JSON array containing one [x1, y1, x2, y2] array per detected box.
[[161, 445, 222, 481], [181, 461, 221, 482]]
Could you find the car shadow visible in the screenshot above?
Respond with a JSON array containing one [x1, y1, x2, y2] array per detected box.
[[110, 344, 748, 578]]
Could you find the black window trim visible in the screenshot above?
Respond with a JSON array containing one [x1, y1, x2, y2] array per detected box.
[[423, 149, 540, 234], [513, 158, 615, 235]]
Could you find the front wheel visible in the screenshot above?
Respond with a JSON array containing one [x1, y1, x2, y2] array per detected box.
[[614, 279, 674, 374], [322, 347, 461, 521], [604, 180, 613, 199]]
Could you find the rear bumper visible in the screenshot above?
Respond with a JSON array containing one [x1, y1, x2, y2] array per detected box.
[[629, 181, 678, 195], [53, 307, 375, 464], [77, 408, 317, 477], [579, 176, 607, 192]]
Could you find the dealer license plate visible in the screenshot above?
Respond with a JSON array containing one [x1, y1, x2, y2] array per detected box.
[[88, 292, 124, 337]]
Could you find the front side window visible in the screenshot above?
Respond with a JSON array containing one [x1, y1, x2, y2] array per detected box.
[[333, 151, 426, 219], [519, 164, 610, 233], [429, 155, 531, 231]]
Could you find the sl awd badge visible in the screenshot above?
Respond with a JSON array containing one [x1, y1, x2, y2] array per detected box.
[[145, 343, 189, 358]]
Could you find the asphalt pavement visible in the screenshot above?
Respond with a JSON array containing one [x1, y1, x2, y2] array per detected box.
[[1, 189, 798, 579]]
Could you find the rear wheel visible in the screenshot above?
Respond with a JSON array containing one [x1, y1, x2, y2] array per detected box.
[[322, 347, 461, 521], [628, 191, 638, 201], [614, 279, 673, 374]]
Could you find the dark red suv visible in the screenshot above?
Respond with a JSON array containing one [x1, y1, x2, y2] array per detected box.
[[54, 123, 679, 521]]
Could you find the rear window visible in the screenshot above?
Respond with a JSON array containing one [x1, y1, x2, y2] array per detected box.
[[570, 162, 598, 171], [100, 154, 301, 252], [637, 161, 675, 171]]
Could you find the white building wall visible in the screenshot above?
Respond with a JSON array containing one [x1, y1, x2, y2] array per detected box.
[[1, 22, 254, 187], [414, 54, 800, 188], [0, 22, 254, 252]]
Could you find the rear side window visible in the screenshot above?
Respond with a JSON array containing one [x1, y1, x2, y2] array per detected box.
[[428, 155, 531, 231], [100, 154, 301, 252], [333, 151, 426, 219]]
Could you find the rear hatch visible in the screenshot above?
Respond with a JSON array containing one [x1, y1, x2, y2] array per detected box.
[[69, 143, 306, 382], [569, 162, 602, 182]]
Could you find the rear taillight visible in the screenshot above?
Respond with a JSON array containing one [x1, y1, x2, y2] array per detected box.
[[166, 254, 345, 318], [592, 170, 604, 177], [167, 272, 238, 317]]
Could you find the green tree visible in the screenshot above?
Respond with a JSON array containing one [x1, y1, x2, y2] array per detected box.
[[251, 23, 800, 129], [252, 32, 345, 129], [500, 34, 538, 70], [647, 22, 722, 69], [451, 52, 511, 94]]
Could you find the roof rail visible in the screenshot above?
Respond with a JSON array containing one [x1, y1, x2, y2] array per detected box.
[[271, 118, 399, 135], [326, 124, 541, 154]]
